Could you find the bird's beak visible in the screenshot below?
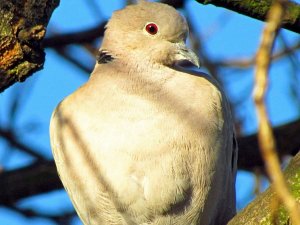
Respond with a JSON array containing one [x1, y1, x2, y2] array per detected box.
[[174, 42, 200, 68]]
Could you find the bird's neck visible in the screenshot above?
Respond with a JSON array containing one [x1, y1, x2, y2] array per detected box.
[[89, 53, 175, 100]]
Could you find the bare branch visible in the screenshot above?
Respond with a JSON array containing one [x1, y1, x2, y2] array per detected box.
[[43, 22, 106, 48], [253, 0, 300, 223], [238, 119, 300, 171], [215, 41, 300, 69], [196, 0, 300, 34], [0, 161, 62, 205], [0, 0, 59, 92], [9, 204, 76, 225], [53, 47, 92, 74], [0, 127, 46, 161], [229, 151, 300, 224]]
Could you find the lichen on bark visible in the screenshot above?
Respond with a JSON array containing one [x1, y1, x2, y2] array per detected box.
[[196, 0, 300, 34], [228, 152, 300, 225], [0, 0, 59, 92]]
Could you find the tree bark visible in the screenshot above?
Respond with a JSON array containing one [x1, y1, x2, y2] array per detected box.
[[229, 151, 300, 225], [0, 0, 59, 92], [0, 161, 62, 205], [196, 0, 300, 34]]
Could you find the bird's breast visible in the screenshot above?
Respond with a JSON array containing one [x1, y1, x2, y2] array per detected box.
[[66, 90, 220, 215], [52, 76, 225, 223]]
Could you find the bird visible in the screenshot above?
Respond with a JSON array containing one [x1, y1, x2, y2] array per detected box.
[[49, 1, 238, 225]]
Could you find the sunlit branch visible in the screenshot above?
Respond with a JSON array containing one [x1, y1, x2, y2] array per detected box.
[[196, 0, 300, 34], [253, 0, 300, 224]]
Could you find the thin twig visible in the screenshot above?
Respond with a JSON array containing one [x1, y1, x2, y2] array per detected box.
[[253, 0, 300, 224], [0, 128, 46, 161], [216, 41, 300, 69], [54, 47, 92, 75]]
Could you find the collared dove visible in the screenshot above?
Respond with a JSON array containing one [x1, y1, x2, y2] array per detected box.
[[50, 1, 237, 225]]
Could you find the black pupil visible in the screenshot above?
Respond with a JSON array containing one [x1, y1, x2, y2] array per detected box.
[[148, 25, 156, 33]]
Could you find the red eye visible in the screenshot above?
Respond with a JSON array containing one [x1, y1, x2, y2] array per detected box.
[[145, 23, 158, 35]]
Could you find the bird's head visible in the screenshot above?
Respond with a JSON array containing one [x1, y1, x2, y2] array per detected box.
[[101, 1, 200, 68]]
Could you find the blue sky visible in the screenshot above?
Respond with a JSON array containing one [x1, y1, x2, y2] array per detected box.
[[0, 0, 299, 224]]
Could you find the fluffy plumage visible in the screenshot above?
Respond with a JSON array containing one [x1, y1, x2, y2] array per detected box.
[[50, 1, 237, 225]]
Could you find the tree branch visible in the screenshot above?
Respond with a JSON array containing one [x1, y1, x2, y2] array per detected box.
[[0, 127, 47, 161], [215, 40, 300, 69], [0, 0, 59, 92], [229, 151, 300, 225], [238, 119, 300, 171], [253, 0, 300, 223], [196, 0, 300, 34], [0, 161, 62, 205], [43, 22, 106, 48]]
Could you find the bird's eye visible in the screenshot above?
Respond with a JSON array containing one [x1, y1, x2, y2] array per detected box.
[[145, 23, 158, 35]]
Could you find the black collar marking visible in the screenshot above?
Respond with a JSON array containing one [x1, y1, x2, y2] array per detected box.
[[97, 50, 114, 64]]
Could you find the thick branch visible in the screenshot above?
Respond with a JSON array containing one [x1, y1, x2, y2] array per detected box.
[[0, 119, 299, 204], [0, 161, 62, 205], [229, 151, 300, 224], [0, 0, 59, 92], [43, 22, 106, 48], [196, 0, 300, 34], [238, 119, 300, 171]]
